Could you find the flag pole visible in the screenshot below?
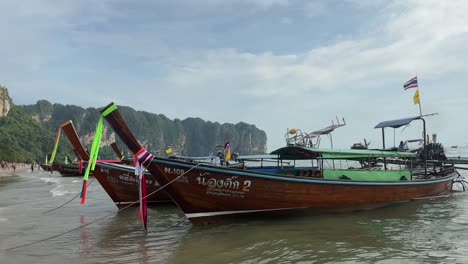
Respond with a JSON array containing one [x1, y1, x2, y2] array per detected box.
[[416, 72, 422, 116], [418, 98, 423, 116], [416, 73, 423, 116]]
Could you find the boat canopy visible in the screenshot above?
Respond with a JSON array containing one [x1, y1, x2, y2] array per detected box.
[[374, 116, 422, 129], [308, 123, 346, 137], [374, 113, 438, 129], [270, 146, 417, 160]]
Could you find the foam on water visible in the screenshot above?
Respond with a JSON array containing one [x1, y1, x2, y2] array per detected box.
[[38, 177, 61, 184], [38, 177, 72, 197], [0, 208, 7, 222]]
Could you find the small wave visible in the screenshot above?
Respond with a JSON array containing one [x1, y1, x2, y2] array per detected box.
[[39, 177, 61, 184], [50, 187, 72, 197], [0, 208, 6, 222], [38, 177, 72, 197]]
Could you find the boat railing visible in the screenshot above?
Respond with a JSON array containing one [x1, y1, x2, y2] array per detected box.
[[285, 117, 346, 149]]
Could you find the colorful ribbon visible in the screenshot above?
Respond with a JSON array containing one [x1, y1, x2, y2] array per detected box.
[[48, 127, 62, 165], [134, 148, 154, 233], [80, 104, 118, 205]]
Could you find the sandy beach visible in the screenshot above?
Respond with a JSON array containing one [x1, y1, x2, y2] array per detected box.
[[0, 163, 37, 176]]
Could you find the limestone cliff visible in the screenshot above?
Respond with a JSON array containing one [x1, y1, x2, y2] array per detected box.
[[0, 86, 12, 117], [20, 101, 268, 157]]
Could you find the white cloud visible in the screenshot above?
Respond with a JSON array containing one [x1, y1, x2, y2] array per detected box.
[[2, 0, 468, 150]]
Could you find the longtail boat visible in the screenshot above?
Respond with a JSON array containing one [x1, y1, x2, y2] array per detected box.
[[55, 162, 83, 177], [39, 153, 54, 172], [92, 161, 173, 207], [55, 153, 87, 177], [39, 163, 52, 172], [111, 142, 125, 160], [60, 121, 172, 207], [53, 121, 88, 176], [39, 121, 85, 175], [100, 103, 459, 224]]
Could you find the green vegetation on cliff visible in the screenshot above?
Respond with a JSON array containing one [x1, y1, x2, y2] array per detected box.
[[0, 106, 53, 162], [0, 92, 267, 162], [0, 88, 65, 162], [1, 85, 267, 162]]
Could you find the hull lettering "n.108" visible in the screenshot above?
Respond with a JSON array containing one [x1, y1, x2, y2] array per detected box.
[[164, 167, 185, 175]]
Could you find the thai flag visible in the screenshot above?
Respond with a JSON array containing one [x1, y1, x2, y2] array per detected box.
[[403, 76, 418, 90], [223, 139, 230, 154]]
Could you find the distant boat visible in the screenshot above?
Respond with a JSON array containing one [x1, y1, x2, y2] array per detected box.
[[451, 145, 458, 148], [55, 163, 82, 177], [101, 103, 459, 224], [39, 163, 52, 172], [59, 122, 172, 207], [41, 121, 87, 176]]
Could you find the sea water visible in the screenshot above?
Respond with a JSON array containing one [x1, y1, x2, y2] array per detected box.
[[1, 147, 468, 263]]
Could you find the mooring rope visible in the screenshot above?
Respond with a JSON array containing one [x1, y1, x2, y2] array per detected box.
[[452, 173, 468, 191], [117, 163, 201, 211], [5, 162, 201, 251], [41, 178, 96, 214]]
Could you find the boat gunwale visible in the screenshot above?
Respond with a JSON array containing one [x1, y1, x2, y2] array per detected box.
[[151, 157, 458, 186], [96, 161, 153, 177]]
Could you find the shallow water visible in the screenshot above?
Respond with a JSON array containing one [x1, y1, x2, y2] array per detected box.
[[1, 161, 468, 263]]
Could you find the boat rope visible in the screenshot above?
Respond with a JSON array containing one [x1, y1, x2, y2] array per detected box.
[[5, 162, 201, 251], [452, 172, 468, 191], [118, 162, 201, 211], [4, 209, 116, 251], [41, 178, 96, 214]]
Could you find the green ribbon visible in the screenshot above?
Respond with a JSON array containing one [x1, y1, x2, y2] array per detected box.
[[48, 128, 62, 165], [48, 121, 73, 165], [82, 104, 118, 181]]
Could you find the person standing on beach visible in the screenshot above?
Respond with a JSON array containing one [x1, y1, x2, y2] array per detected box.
[[31, 164, 34, 172]]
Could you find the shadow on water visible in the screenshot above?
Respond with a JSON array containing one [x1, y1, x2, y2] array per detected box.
[[79, 205, 191, 264], [0, 173, 21, 189], [166, 195, 468, 264], [3, 170, 468, 264]]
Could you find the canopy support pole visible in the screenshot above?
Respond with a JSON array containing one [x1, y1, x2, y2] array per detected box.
[[422, 118, 427, 178], [382, 128, 387, 170]]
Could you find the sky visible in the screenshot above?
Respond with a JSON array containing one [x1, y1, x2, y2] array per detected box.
[[2, 0, 468, 152]]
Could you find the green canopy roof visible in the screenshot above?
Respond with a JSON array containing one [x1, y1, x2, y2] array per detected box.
[[270, 146, 417, 160]]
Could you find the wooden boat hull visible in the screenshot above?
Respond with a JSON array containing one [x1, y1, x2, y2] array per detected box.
[[92, 161, 173, 208], [56, 163, 84, 177], [98, 102, 459, 224], [148, 158, 457, 223], [39, 164, 52, 172]]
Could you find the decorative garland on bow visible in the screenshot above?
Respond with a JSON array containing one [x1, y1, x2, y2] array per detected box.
[[134, 148, 155, 233]]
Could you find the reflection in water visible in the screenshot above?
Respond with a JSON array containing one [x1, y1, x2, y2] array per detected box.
[[79, 215, 90, 260], [1, 171, 468, 264], [0, 174, 20, 190], [168, 197, 468, 264], [80, 206, 191, 264]]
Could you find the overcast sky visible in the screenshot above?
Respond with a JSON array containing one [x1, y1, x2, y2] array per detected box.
[[2, 0, 468, 152]]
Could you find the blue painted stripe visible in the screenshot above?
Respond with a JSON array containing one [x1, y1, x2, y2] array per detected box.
[[153, 159, 456, 186]]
